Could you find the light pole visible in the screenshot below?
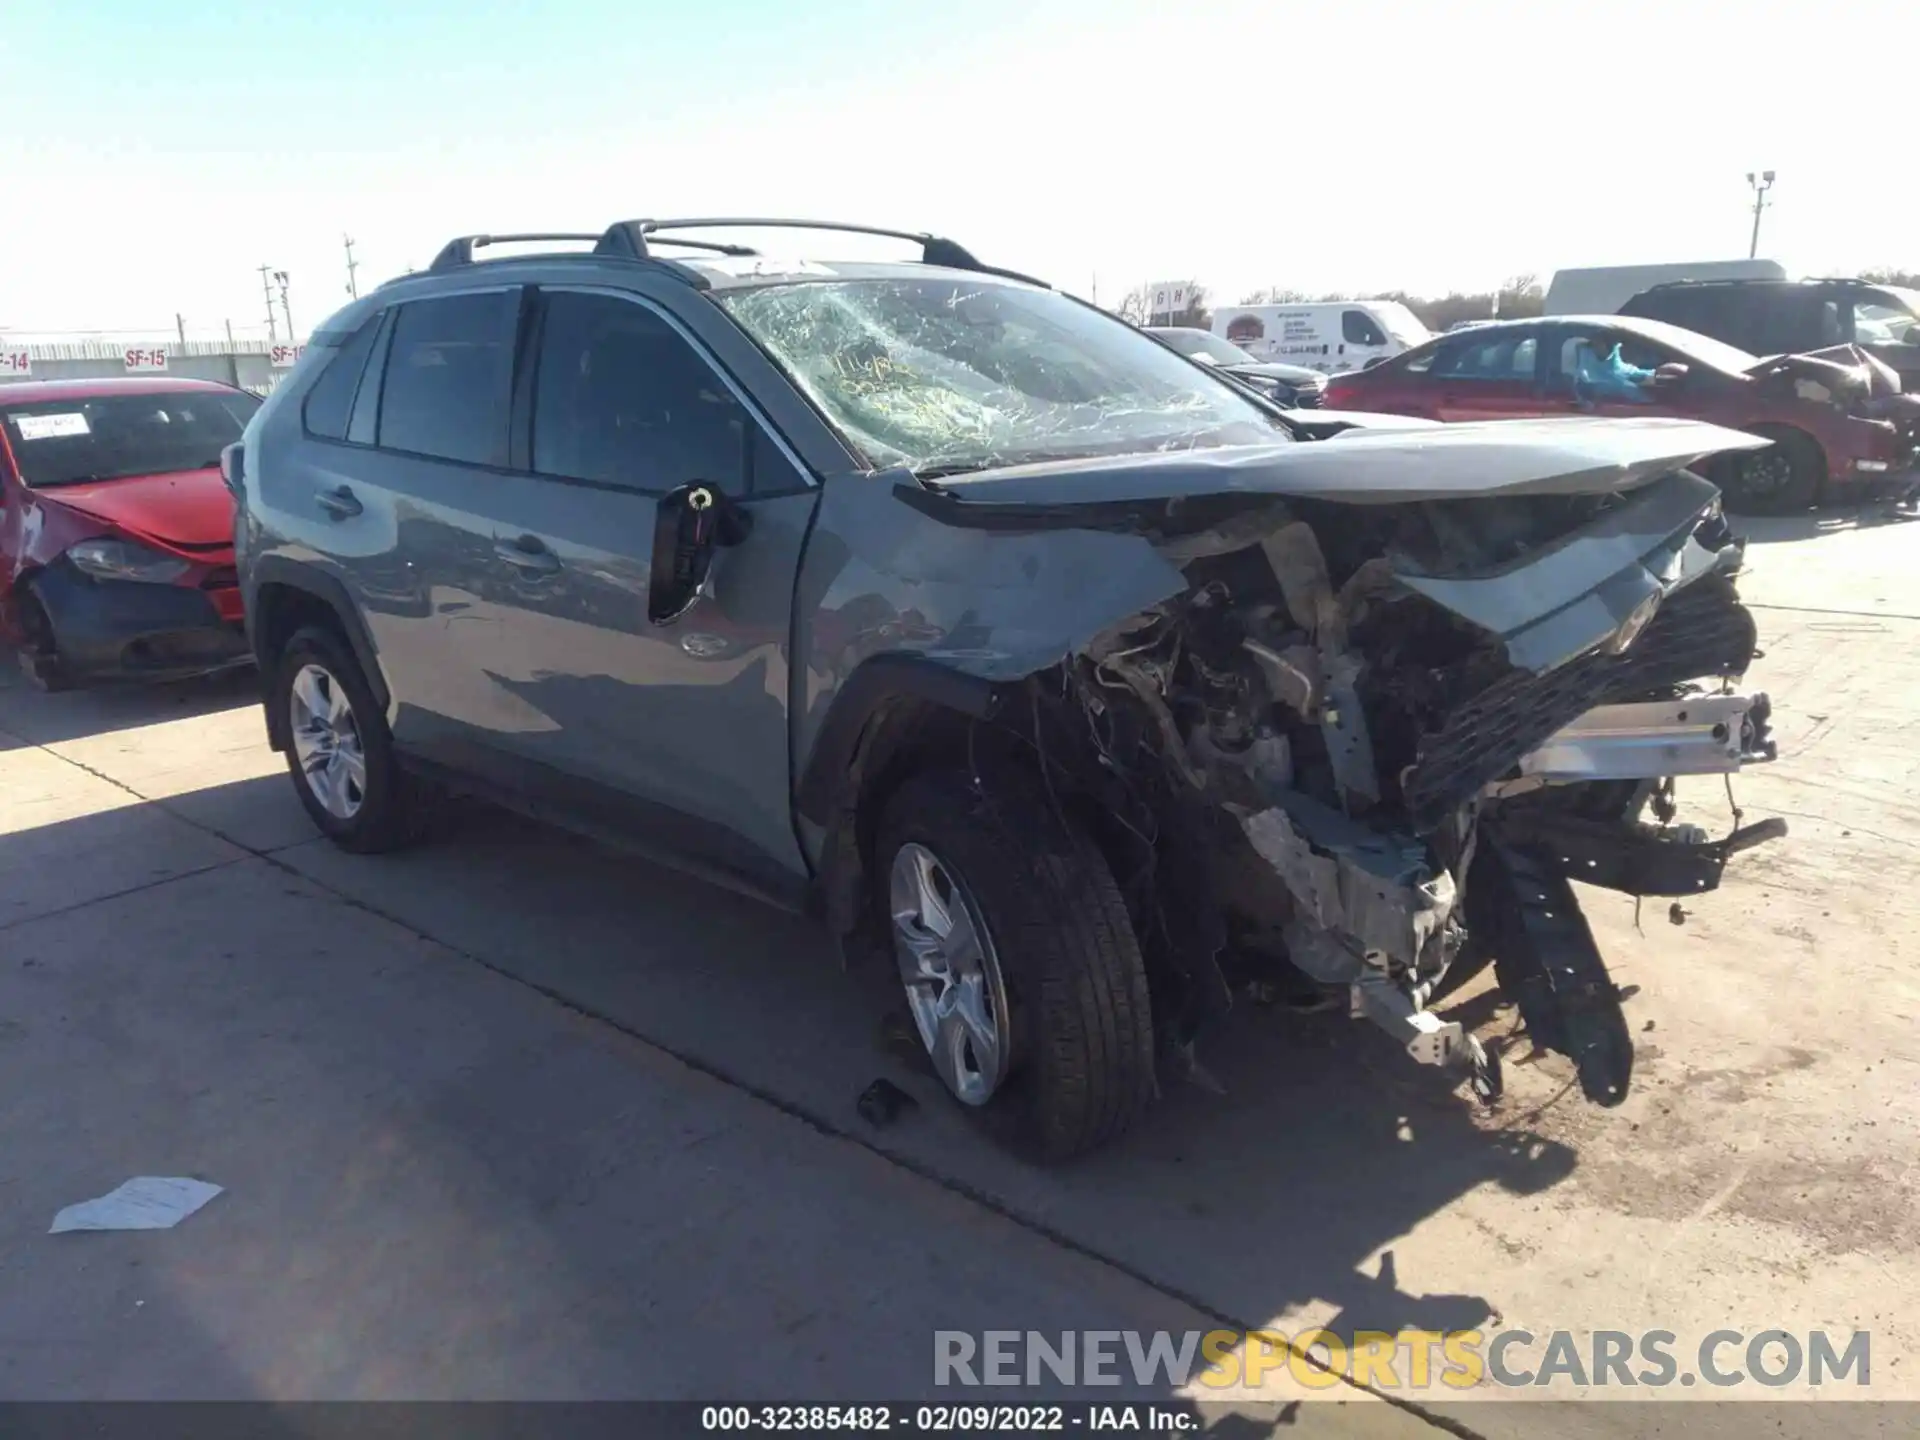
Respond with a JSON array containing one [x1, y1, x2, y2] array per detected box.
[[1746, 171, 1776, 260], [258, 264, 279, 343], [273, 271, 295, 343]]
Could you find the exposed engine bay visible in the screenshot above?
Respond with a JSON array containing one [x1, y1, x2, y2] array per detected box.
[[913, 447, 1788, 1109]]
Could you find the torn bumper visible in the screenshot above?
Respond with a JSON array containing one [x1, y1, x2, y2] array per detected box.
[[27, 557, 252, 685]]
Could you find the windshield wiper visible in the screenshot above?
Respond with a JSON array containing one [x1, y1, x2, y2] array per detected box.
[[913, 460, 993, 480]]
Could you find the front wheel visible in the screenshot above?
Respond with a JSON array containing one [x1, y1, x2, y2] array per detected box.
[[875, 770, 1157, 1160], [1722, 429, 1823, 515], [272, 624, 420, 853]]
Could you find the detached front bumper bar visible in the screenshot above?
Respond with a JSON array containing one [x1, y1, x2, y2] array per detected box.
[[1516, 692, 1777, 784]]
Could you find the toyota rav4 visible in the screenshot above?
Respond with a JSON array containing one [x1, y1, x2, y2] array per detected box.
[[231, 219, 1787, 1159]]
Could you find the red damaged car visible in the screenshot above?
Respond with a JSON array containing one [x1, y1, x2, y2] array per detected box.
[[1325, 315, 1920, 514], [0, 376, 260, 689]]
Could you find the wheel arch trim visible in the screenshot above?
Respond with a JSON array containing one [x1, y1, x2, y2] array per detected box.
[[247, 558, 390, 749]]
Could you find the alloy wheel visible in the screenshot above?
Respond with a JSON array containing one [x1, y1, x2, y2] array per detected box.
[[889, 842, 1012, 1106], [289, 663, 367, 820]]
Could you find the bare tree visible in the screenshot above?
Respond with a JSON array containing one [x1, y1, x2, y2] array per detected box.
[[1862, 267, 1920, 288]]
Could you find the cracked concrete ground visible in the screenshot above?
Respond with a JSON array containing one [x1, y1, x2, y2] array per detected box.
[[1, 509, 1915, 1437]]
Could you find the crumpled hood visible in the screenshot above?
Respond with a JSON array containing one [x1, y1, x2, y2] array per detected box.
[[917, 416, 1768, 510], [37, 467, 233, 552]]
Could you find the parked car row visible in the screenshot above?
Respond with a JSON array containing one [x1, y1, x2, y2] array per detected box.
[[1323, 313, 1920, 513]]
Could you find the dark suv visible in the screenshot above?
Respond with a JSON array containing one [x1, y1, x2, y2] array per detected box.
[[230, 218, 1785, 1158], [1621, 278, 1920, 388]]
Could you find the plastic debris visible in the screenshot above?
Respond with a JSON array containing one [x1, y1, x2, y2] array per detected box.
[[50, 1177, 223, 1234]]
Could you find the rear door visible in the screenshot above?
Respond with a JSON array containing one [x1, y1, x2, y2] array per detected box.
[[307, 286, 526, 748], [430, 283, 819, 890], [1424, 327, 1551, 420]]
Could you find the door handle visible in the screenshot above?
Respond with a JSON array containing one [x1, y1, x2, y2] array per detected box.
[[494, 535, 560, 574], [316, 485, 362, 519]]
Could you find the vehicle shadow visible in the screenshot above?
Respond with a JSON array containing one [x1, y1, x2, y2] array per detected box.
[[0, 647, 259, 747], [0, 784, 1215, 1405], [1, 672, 1581, 1401], [277, 784, 1578, 1352]]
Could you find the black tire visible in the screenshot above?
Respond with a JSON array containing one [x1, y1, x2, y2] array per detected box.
[[272, 624, 420, 853], [1721, 429, 1823, 515], [874, 768, 1157, 1160], [12, 583, 74, 692]]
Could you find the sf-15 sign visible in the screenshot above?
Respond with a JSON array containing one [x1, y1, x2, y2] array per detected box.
[[270, 344, 306, 369], [123, 347, 169, 372]]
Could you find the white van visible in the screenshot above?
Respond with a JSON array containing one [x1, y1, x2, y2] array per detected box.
[[1209, 301, 1430, 375], [1542, 260, 1787, 316]]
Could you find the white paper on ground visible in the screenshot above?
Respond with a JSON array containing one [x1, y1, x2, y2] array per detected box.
[[49, 1177, 223, 1234]]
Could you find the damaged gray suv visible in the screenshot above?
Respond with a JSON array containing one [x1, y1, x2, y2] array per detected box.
[[228, 219, 1786, 1158]]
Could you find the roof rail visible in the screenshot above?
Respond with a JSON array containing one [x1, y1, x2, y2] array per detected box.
[[595, 218, 1049, 286], [428, 232, 605, 272]]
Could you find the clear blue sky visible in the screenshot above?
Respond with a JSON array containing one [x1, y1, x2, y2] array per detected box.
[[3, 0, 1915, 338]]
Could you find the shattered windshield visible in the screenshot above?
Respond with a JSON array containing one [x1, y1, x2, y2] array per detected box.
[[718, 278, 1291, 474]]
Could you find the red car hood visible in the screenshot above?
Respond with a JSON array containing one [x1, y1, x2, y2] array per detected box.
[[40, 467, 233, 553]]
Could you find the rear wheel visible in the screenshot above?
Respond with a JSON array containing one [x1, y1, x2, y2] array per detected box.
[[875, 769, 1157, 1160], [273, 624, 420, 853], [1722, 429, 1823, 515]]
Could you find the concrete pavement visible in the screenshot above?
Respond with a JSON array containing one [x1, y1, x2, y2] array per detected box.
[[2, 508, 1917, 1436]]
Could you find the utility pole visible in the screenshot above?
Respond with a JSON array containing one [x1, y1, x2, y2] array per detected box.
[[1746, 170, 1776, 260], [175, 313, 186, 344], [344, 234, 360, 299], [274, 270, 295, 343], [258, 264, 279, 343]]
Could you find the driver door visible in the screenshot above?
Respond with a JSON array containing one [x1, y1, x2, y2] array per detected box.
[[435, 285, 821, 893]]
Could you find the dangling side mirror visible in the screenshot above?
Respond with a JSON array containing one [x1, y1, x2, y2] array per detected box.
[[648, 482, 752, 625]]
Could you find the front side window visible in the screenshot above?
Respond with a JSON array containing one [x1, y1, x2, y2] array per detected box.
[[1555, 332, 1662, 401], [1853, 298, 1920, 347], [1342, 310, 1388, 347], [531, 292, 749, 494], [0, 390, 259, 488], [377, 292, 518, 466], [718, 278, 1289, 474]]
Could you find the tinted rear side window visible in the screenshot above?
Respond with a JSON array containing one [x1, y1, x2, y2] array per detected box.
[[301, 316, 383, 440], [531, 291, 748, 495], [377, 292, 518, 466]]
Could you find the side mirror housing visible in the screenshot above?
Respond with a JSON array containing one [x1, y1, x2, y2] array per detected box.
[[1651, 362, 1690, 389], [648, 482, 751, 625]]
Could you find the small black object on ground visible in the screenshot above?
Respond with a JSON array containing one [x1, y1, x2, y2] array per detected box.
[[857, 1079, 919, 1128]]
